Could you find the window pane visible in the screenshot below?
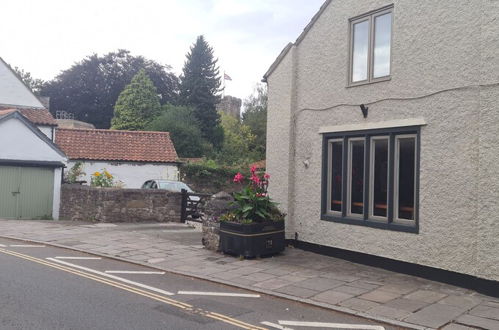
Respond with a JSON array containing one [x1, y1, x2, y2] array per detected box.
[[330, 141, 343, 212], [352, 20, 369, 82], [398, 137, 415, 220], [350, 140, 364, 214], [373, 13, 391, 78], [372, 139, 389, 217]]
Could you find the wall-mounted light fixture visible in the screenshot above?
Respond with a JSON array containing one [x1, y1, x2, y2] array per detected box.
[[360, 104, 368, 118]]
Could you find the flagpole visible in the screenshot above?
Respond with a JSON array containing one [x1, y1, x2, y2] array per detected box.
[[222, 70, 226, 98]]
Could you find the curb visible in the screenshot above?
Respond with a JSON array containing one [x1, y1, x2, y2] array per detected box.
[[0, 234, 432, 330]]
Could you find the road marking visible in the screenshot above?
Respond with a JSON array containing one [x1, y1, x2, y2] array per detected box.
[[9, 244, 45, 248], [105, 270, 165, 275], [178, 291, 260, 298], [278, 320, 385, 330], [47, 258, 174, 296], [55, 256, 102, 260], [261, 321, 294, 330], [0, 248, 266, 330]]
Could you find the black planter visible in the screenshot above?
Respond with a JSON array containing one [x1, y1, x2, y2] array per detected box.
[[219, 221, 285, 258]]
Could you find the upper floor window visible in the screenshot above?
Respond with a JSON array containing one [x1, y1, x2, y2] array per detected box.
[[349, 6, 393, 85]]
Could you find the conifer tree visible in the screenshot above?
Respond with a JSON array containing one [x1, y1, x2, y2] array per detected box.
[[179, 35, 223, 148], [111, 69, 161, 130]]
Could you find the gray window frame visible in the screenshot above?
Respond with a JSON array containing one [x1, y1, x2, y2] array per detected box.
[[321, 126, 420, 234], [348, 5, 394, 86]]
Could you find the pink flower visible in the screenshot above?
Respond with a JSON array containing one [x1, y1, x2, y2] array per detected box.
[[263, 173, 270, 179], [250, 165, 257, 174], [256, 193, 267, 197], [233, 172, 244, 183], [250, 174, 261, 184]]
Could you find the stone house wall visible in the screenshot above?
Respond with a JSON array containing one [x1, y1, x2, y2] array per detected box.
[[60, 184, 182, 223]]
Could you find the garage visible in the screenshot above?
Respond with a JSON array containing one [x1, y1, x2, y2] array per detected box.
[[0, 166, 55, 219], [0, 111, 66, 220]]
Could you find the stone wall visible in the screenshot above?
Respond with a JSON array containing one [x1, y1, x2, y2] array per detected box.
[[202, 192, 235, 251], [60, 184, 182, 223]]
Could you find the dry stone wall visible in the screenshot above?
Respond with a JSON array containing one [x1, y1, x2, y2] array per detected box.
[[60, 184, 182, 223]]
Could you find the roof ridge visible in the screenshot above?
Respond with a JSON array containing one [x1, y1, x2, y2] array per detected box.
[[56, 127, 170, 135]]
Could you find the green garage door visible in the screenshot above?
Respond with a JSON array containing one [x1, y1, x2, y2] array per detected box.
[[0, 166, 54, 219]]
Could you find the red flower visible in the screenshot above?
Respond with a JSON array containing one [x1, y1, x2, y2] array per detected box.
[[263, 173, 270, 179], [250, 165, 257, 174], [256, 193, 267, 197], [233, 172, 244, 183]]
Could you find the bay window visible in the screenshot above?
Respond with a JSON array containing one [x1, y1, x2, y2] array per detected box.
[[321, 127, 420, 233]]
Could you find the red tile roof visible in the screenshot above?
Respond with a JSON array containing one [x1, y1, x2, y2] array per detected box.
[[55, 128, 178, 163], [0, 108, 57, 126]]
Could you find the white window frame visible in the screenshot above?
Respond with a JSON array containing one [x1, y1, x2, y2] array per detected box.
[[369, 136, 390, 221], [327, 139, 343, 215], [393, 134, 417, 224], [347, 137, 365, 218], [348, 6, 393, 86]]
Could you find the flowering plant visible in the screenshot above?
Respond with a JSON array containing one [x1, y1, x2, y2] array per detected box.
[[90, 169, 115, 187], [220, 166, 285, 224]]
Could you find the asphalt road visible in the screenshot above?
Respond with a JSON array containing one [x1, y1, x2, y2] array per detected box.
[[0, 237, 398, 330]]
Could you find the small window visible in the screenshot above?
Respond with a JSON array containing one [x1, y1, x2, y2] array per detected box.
[[321, 127, 420, 233], [349, 6, 393, 85]]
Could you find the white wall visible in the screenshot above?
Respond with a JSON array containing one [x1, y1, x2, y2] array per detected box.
[[52, 168, 62, 220], [0, 117, 65, 163], [0, 58, 45, 108], [266, 0, 499, 281], [69, 160, 179, 188], [38, 126, 54, 141]]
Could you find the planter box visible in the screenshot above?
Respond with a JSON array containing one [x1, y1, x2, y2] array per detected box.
[[219, 221, 285, 258]]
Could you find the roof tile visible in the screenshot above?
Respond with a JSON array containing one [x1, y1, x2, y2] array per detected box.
[[55, 128, 178, 163], [0, 108, 57, 126]]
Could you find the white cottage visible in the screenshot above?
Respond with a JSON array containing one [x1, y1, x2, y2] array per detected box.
[[55, 128, 179, 188]]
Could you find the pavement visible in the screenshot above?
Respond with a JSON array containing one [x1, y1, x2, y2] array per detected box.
[[0, 237, 392, 330], [0, 219, 498, 330]]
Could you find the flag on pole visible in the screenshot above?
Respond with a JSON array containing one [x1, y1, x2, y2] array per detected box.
[[224, 73, 232, 81]]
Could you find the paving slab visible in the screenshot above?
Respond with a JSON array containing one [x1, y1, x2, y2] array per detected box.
[[456, 314, 499, 329], [359, 289, 401, 303], [467, 303, 499, 320], [404, 303, 467, 328], [311, 290, 355, 305], [366, 305, 411, 320], [275, 285, 320, 298], [441, 323, 478, 330], [385, 298, 430, 312], [339, 297, 381, 312], [404, 289, 448, 303], [293, 277, 346, 291]]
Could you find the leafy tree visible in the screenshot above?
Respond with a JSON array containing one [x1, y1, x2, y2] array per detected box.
[[11, 66, 45, 95], [242, 83, 268, 159], [111, 70, 161, 130], [147, 104, 205, 158], [216, 113, 258, 166], [179, 35, 223, 148], [41, 50, 178, 128]]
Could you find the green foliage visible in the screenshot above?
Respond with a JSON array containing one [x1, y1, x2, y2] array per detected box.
[[65, 162, 86, 183], [41, 50, 178, 128], [90, 169, 115, 187], [147, 104, 205, 157], [179, 35, 223, 148], [216, 113, 259, 166], [111, 70, 161, 130], [180, 161, 248, 193], [242, 84, 268, 159]]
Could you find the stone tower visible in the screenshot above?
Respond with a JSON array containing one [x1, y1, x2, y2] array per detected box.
[[216, 95, 241, 119]]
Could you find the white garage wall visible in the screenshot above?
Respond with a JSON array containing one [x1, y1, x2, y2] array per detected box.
[[52, 168, 62, 220], [69, 160, 179, 188]]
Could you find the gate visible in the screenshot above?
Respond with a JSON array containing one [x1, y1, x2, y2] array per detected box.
[[180, 189, 211, 223]]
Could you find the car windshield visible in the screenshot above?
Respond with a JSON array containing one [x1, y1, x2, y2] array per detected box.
[[158, 181, 193, 192]]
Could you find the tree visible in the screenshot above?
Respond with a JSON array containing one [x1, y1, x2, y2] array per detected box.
[[216, 113, 258, 166], [111, 70, 161, 130], [11, 66, 45, 95], [147, 104, 205, 158], [242, 83, 268, 159], [179, 35, 223, 148], [41, 50, 178, 128]]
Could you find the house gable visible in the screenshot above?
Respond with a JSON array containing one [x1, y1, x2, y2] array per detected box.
[[0, 57, 45, 109], [0, 112, 66, 163]]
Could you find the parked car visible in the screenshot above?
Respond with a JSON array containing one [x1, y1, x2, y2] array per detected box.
[[141, 180, 201, 218]]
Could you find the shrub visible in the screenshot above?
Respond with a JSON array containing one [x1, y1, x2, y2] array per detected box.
[[90, 169, 115, 187]]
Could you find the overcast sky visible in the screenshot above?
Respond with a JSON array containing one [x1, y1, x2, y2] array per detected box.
[[1, 0, 324, 101]]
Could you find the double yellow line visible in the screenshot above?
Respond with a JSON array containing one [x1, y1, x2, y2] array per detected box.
[[0, 248, 267, 330]]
